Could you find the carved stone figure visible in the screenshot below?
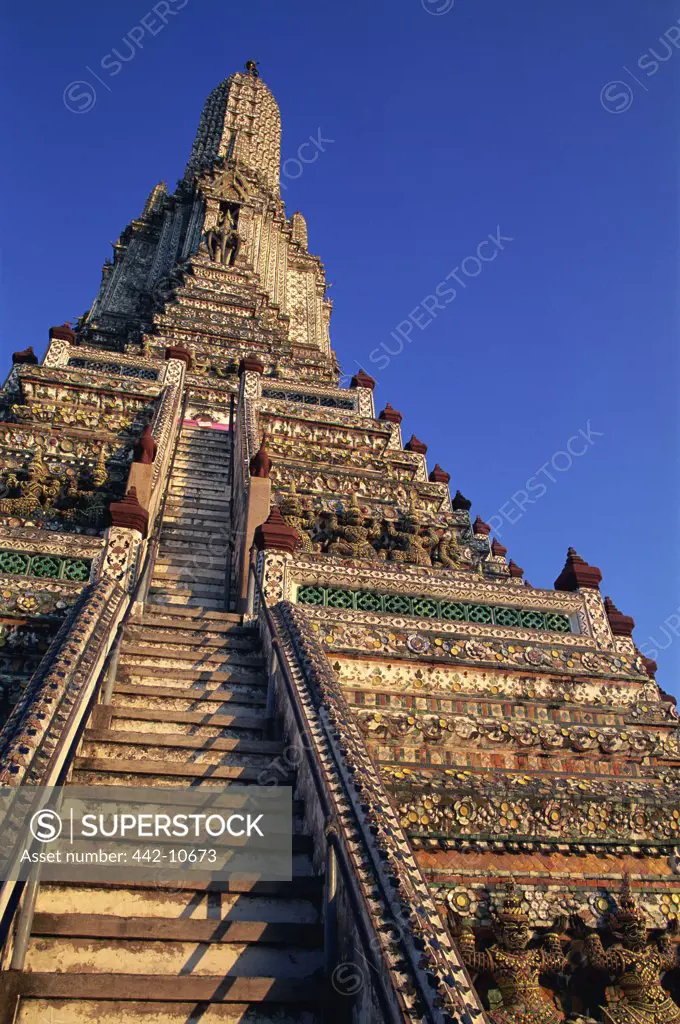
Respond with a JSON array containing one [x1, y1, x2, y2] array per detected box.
[[433, 526, 460, 569], [205, 207, 241, 266], [374, 516, 402, 562], [279, 485, 314, 553], [0, 449, 48, 517], [450, 882, 566, 1024], [577, 876, 680, 1024], [92, 449, 108, 488], [389, 508, 436, 567], [327, 496, 380, 560]]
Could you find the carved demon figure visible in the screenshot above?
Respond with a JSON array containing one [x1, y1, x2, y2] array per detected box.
[[578, 876, 680, 1024], [205, 206, 241, 266], [0, 449, 49, 517], [450, 882, 566, 1024], [326, 496, 380, 560], [432, 525, 460, 569], [279, 486, 315, 553]]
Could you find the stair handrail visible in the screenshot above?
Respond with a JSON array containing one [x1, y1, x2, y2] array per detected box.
[[246, 553, 489, 1024], [230, 384, 250, 598]]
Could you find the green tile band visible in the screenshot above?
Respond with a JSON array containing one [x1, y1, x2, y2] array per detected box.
[[297, 584, 571, 633]]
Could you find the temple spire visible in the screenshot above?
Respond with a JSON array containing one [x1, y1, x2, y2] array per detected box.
[[185, 64, 281, 195]]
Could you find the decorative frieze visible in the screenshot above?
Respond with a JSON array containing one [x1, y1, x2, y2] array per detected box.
[[68, 357, 159, 380], [333, 656, 671, 715], [386, 766, 680, 845], [297, 583, 572, 633], [0, 549, 91, 582], [261, 385, 354, 409], [307, 612, 648, 680]]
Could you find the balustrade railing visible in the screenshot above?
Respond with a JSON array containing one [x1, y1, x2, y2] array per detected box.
[[245, 551, 489, 1024]]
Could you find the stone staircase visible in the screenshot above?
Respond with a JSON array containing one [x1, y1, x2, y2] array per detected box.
[[149, 422, 235, 611], [8, 425, 325, 1022]]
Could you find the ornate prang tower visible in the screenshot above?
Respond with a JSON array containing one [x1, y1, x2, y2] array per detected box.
[[0, 63, 677, 1024]]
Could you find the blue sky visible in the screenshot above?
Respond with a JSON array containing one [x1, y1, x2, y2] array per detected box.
[[2, 0, 679, 690]]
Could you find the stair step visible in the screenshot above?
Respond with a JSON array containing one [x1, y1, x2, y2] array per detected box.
[[176, 444, 233, 457], [124, 625, 253, 646], [152, 562, 227, 580], [118, 662, 264, 682], [16, 974, 324, 1003], [168, 483, 230, 495], [170, 469, 230, 480], [111, 687, 266, 714], [160, 513, 231, 529], [83, 728, 281, 757], [159, 527, 230, 543], [148, 574, 226, 587], [163, 498, 231, 514], [72, 758, 290, 784], [149, 580, 227, 597], [173, 450, 232, 463], [140, 608, 244, 627], [157, 532, 230, 545], [172, 455, 230, 465], [167, 486, 230, 500], [161, 500, 231, 513], [121, 646, 262, 668], [16, 1000, 321, 1023], [146, 594, 231, 610], [162, 513, 229, 527], [112, 700, 266, 718], [151, 571, 227, 590], [172, 462, 231, 474], [158, 546, 230, 562], [166, 494, 230, 506], [94, 704, 267, 737], [144, 601, 230, 614], [180, 427, 232, 437], [117, 658, 252, 680], [38, 876, 322, 899], [147, 589, 226, 605], [165, 481, 230, 493], [23, 937, 324, 974], [102, 718, 264, 742], [120, 639, 247, 660], [173, 454, 231, 464], [79, 743, 277, 770], [147, 586, 226, 603], [115, 663, 264, 688], [31, 914, 322, 945]]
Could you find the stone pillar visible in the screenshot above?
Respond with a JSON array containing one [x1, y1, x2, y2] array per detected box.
[[554, 547, 614, 650], [378, 403, 403, 450], [43, 324, 75, 368], [238, 476, 271, 611], [251, 507, 299, 609], [236, 354, 266, 610], [98, 524, 144, 592], [350, 369, 376, 419], [126, 425, 157, 513], [126, 463, 153, 513]]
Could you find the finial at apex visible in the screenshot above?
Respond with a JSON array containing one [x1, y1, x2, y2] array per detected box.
[[245, 60, 260, 78]]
